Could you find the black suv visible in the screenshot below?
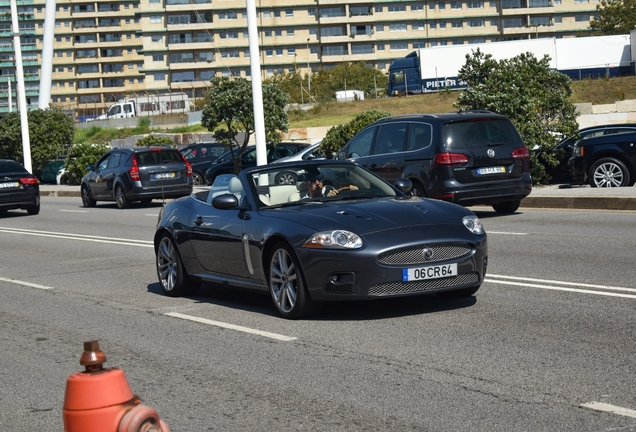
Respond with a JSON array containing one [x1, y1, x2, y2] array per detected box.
[[179, 142, 227, 186], [569, 131, 636, 187], [81, 146, 193, 209], [338, 112, 532, 213], [204, 143, 309, 185]]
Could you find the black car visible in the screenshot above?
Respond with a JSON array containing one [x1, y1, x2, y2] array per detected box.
[[337, 111, 532, 214], [536, 124, 636, 183], [81, 146, 193, 209], [179, 142, 227, 186], [569, 131, 636, 187], [204, 142, 309, 185], [155, 160, 487, 319], [0, 159, 40, 215]]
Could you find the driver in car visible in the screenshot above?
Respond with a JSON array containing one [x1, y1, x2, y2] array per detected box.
[[301, 172, 358, 199]]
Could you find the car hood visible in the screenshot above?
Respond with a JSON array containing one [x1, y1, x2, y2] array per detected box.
[[261, 197, 473, 235]]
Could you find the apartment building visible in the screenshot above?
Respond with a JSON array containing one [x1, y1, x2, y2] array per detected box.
[[0, 0, 598, 120]]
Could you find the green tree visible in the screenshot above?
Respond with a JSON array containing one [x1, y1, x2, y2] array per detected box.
[[454, 49, 579, 184], [201, 77, 289, 174], [320, 110, 391, 157], [590, 0, 636, 35], [135, 135, 175, 147], [0, 108, 74, 177], [64, 142, 109, 185]]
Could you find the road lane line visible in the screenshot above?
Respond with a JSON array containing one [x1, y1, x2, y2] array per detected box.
[[486, 279, 636, 299], [0, 227, 153, 247], [580, 402, 636, 419], [59, 210, 89, 213], [165, 312, 297, 342], [488, 274, 636, 293], [0, 276, 53, 290]]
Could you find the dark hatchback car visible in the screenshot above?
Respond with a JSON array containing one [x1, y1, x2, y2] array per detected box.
[[0, 159, 40, 215], [204, 142, 309, 185], [81, 146, 193, 209], [535, 124, 636, 183], [569, 131, 636, 187], [338, 111, 532, 214], [179, 142, 227, 186]]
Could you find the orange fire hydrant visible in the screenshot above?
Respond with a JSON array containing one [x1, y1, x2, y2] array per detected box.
[[63, 340, 170, 432]]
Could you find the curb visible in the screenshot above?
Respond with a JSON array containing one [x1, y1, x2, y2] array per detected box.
[[521, 196, 636, 211], [42, 189, 636, 211]]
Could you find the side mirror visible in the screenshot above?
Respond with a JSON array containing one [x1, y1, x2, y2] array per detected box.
[[212, 193, 239, 209], [394, 178, 413, 194], [86, 164, 94, 171], [337, 151, 346, 160]]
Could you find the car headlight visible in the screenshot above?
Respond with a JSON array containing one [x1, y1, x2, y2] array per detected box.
[[303, 230, 363, 249], [462, 215, 484, 235]]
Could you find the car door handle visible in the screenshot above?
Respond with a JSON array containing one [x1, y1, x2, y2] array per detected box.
[[194, 216, 203, 226], [369, 163, 377, 168]]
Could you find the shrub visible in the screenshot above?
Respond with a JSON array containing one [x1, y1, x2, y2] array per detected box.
[[64, 143, 109, 185], [320, 110, 391, 157]]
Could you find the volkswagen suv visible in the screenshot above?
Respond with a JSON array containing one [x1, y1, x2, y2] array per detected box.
[[337, 111, 532, 213], [81, 146, 192, 209]]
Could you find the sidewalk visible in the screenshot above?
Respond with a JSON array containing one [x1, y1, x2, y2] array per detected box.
[[39, 184, 636, 211]]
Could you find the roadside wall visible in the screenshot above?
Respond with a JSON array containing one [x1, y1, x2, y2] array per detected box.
[[575, 100, 636, 128]]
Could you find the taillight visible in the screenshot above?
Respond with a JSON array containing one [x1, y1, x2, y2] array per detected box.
[[129, 154, 140, 181], [434, 152, 470, 166], [180, 151, 192, 177], [20, 177, 39, 185], [512, 146, 530, 159]]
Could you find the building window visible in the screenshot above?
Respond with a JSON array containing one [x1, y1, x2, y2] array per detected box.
[[411, 3, 424, 10], [389, 23, 407, 31], [450, 2, 461, 9], [467, 1, 483, 8], [276, 48, 283, 56], [452, 21, 463, 28], [150, 16, 162, 24], [414, 42, 426, 48], [286, 9, 293, 17], [468, 19, 484, 27], [388, 5, 406, 12], [308, 8, 316, 16], [375, 5, 383, 12], [376, 24, 384, 32], [288, 48, 296, 55], [154, 73, 165, 80], [575, 14, 589, 21], [413, 22, 424, 30], [151, 35, 162, 42], [390, 43, 408, 50], [287, 29, 294, 36], [263, 11, 271, 18], [152, 54, 164, 61], [554, 16, 562, 23], [438, 2, 446, 9]]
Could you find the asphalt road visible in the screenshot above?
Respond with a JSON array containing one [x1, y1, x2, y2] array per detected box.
[[1, 197, 635, 431]]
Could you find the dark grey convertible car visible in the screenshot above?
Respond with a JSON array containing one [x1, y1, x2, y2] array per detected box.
[[154, 160, 488, 319]]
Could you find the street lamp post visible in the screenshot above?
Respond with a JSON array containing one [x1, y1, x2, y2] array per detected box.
[[306, 38, 311, 94], [295, 53, 303, 104]]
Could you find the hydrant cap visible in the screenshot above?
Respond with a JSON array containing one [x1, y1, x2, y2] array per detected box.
[[80, 340, 107, 370]]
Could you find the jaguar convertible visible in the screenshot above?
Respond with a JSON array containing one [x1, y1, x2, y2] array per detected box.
[[154, 160, 488, 319]]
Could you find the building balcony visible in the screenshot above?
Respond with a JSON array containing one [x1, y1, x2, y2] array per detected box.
[[166, 2, 212, 12], [501, 6, 554, 16], [321, 35, 352, 44], [166, 22, 214, 32], [318, 16, 349, 25], [168, 41, 215, 50], [347, 14, 375, 24], [349, 32, 375, 41]]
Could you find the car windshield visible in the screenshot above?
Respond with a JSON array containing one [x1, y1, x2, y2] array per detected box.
[[248, 162, 399, 208]]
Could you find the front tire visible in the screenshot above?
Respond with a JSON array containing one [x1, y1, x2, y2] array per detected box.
[[27, 202, 40, 215], [268, 242, 313, 319], [492, 199, 521, 214], [156, 234, 199, 297], [81, 185, 96, 208], [589, 157, 630, 187], [115, 185, 129, 209]]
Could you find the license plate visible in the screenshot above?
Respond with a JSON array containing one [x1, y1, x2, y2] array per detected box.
[[477, 166, 505, 175], [402, 263, 457, 282], [0, 181, 20, 189], [153, 172, 175, 180]]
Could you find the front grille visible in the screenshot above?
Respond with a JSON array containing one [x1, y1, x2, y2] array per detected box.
[[369, 272, 479, 296], [378, 243, 472, 266], [325, 282, 354, 294]]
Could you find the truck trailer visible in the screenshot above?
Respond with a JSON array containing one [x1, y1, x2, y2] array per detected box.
[[387, 34, 632, 96], [92, 92, 190, 120]]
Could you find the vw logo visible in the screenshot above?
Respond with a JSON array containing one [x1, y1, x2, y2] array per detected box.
[[487, 149, 495, 157], [422, 248, 434, 260]]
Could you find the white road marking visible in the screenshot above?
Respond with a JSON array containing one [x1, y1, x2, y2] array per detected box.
[[486, 279, 636, 299], [0, 227, 153, 247], [165, 312, 297, 342], [59, 210, 89, 213], [488, 274, 636, 293], [486, 231, 528, 235], [0, 276, 53, 290], [580, 402, 636, 419]]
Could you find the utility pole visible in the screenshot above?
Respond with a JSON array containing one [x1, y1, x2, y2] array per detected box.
[[306, 38, 311, 94], [246, 0, 266, 167]]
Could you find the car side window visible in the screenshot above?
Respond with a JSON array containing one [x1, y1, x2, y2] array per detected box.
[[96, 155, 111, 171], [373, 123, 407, 155], [346, 127, 375, 158], [107, 152, 122, 169], [408, 123, 433, 151]]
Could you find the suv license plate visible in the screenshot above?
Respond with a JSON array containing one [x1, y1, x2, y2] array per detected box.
[[402, 264, 457, 282], [153, 172, 176, 180], [477, 166, 505, 175]]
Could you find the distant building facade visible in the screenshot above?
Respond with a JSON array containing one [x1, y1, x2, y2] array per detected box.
[[0, 0, 598, 120]]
